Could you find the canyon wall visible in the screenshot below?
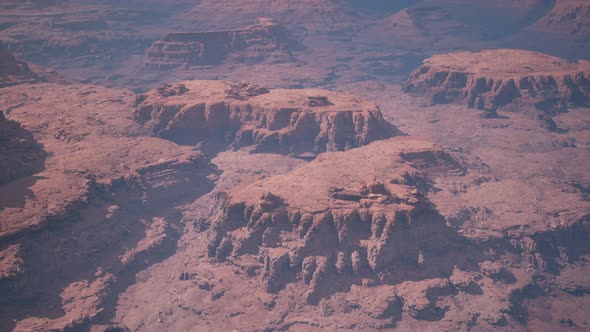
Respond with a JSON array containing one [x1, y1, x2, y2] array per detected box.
[[404, 49, 590, 118], [135, 80, 400, 154], [145, 19, 293, 69]]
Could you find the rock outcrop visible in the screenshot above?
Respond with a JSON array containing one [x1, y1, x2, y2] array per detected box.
[[13, 273, 115, 332], [0, 83, 216, 331], [0, 245, 23, 280], [203, 137, 469, 302], [145, 19, 293, 69], [527, 0, 590, 40], [0, 111, 46, 185], [0, 42, 41, 87], [135, 80, 400, 154], [403, 49, 590, 117]]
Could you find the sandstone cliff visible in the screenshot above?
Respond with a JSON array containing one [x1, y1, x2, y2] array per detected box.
[[0, 83, 216, 331], [403, 49, 590, 118], [135, 80, 400, 154], [193, 134, 590, 327], [203, 137, 468, 303], [145, 19, 293, 69]]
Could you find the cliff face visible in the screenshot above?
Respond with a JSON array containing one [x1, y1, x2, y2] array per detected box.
[[135, 80, 400, 154], [193, 134, 590, 326], [403, 49, 590, 117], [528, 0, 590, 39], [203, 137, 469, 303], [0, 42, 40, 88], [144, 19, 293, 69], [0, 83, 217, 331], [0, 112, 45, 185]]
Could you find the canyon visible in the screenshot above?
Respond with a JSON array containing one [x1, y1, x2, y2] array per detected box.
[[0, 1, 589, 331]]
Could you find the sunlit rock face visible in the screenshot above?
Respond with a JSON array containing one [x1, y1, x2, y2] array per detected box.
[[404, 49, 590, 118], [135, 80, 400, 153]]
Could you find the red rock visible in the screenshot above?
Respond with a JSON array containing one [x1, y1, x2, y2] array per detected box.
[[0, 111, 46, 185], [204, 137, 467, 299], [135, 80, 400, 153], [145, 19, 294, 69], [404, 49, 590, 115], [0, 42, 40, 87], [0, 244, 23, 280]]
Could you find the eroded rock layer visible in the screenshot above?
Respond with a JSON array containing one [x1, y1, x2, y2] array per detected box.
[[528, 0, 590, 40], [0, 83, 216, 331], [204, 137, 469, 303], [145, 19, 293, 69], [403, 49, 590, 115], [135, 80, 400, 154], [0, 42, 40, 87]]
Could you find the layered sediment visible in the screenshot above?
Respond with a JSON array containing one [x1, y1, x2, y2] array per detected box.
[[0, 83, 216, 331], [145, 19, 293, 69], [204, 137, 468, 302], [135, 80, 400, 154], [403, 49, 590, 115]]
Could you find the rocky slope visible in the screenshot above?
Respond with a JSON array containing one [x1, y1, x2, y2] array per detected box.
[[403, 49, 590, 120], [527, 0, 590, 37], [0, 112, 45, 185], [135, 80, 400, 154], [175, 134, 590, 330], [512, 0, 590, 59], [1, 76, 588, 330], [204, 137, 469, 302], [0, 1, 588, 330], [145, 19, 294, 69], [2, 0, 587, 89], [0, 83, 216, 331], [0, 42, 41, 87]]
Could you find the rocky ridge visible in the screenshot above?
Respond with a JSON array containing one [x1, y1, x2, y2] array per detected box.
[[0, 83, 216, 331], [403, 49, 590, 120], [0, 42, 41, 87], [135, 80, 400, 154], [145, 19, 293, 69], [192, 133, 590, 329], [204, 137, 469, 303]]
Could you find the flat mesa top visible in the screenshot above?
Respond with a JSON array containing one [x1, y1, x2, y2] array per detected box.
[[228, 137, 439, 212], [144, 80, 378, 113], [424, 49, 590, 77]]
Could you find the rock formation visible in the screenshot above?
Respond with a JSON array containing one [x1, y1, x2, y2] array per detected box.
[[403, 49, 590, 117], [0, 83, 216, 331], [0, 245, 23, 280], [526, 0, 590, 40], [13, 273, 115, 332], [1, 1, 590, 330], [145, 19, 293, 69], [0, 111, 46, 185], [204, 137, 469, 303], [0, 42, 41, 87], [510, 0, 590, 59], [135, 80, 400, 154]]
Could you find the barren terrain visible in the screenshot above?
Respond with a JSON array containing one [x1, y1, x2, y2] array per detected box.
[[0, 1, 589, 331]]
